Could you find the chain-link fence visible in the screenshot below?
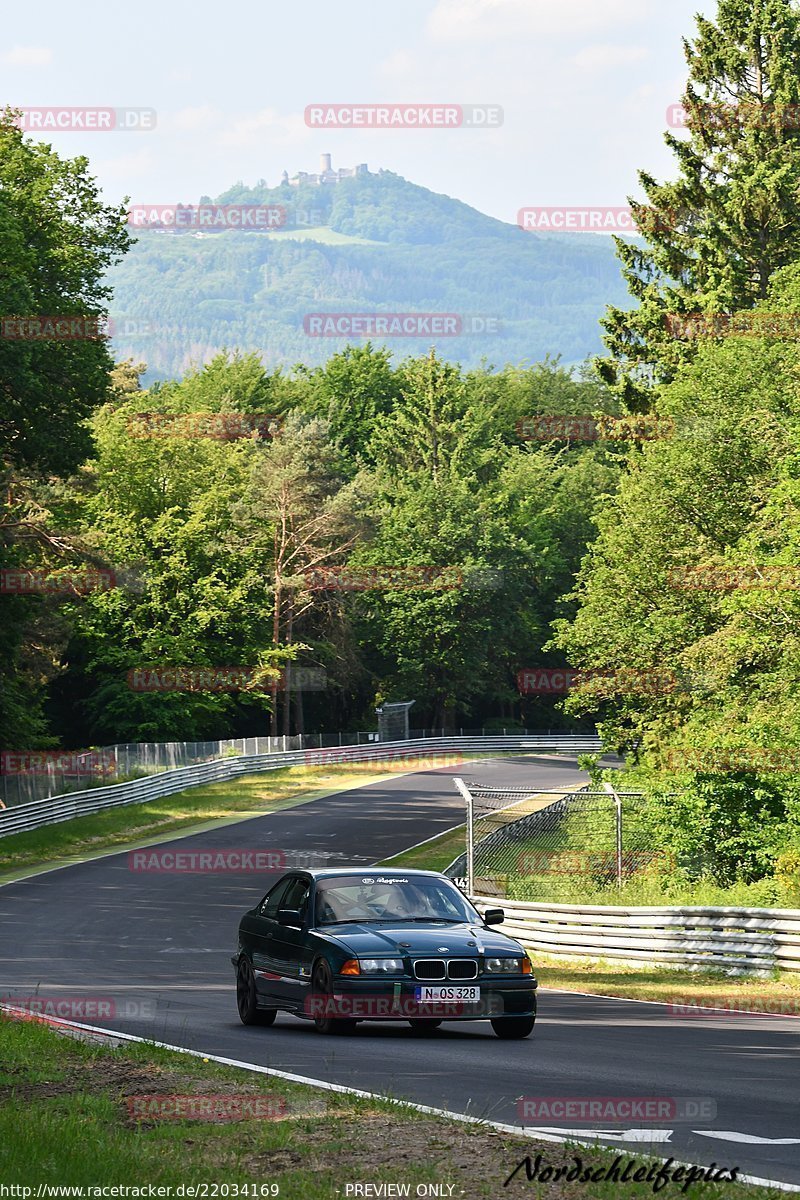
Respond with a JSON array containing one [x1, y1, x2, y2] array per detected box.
[[444, 779, 660, 901], [0, 734, 320, 809]]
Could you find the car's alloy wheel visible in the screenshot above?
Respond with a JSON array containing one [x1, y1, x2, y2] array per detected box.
[[408, 1019, 442, 1034], [236, 957, 277, 1026], [490, 1015, 535, 1039], [312, 960, 356, 1035]]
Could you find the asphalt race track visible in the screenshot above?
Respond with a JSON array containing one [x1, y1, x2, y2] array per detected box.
[[1, 755, 799, 1189]]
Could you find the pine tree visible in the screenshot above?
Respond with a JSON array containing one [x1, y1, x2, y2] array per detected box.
[[598, 0, 800, 411]]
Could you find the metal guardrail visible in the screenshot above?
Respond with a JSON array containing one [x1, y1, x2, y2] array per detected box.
[[472, 896, 800, 975], [0, 735, 602, 838], [0, 729, 598, 808]]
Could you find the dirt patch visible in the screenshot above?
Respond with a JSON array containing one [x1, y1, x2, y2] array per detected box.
[[1, 1051, 328, 1125], [243, 1111, 619, 1198]]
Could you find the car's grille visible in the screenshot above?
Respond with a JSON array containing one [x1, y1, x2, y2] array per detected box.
[[413, 959, 478, 981], [447, 959, 478, 980], [413, 959, 447, 981]]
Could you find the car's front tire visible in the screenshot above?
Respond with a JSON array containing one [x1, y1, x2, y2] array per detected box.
[[490, 1015, 535, 1039], [236, 957, 277, 1027], [312, 960, 356, 1035]]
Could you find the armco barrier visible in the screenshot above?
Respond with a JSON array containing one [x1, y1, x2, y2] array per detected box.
[[0, 735, 601, 838], [472, 896, 800, 975]]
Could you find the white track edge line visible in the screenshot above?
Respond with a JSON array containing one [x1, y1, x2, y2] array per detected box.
[[1, 1003, 797, 1193]]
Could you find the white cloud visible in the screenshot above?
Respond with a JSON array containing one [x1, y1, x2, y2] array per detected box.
[[378, 50, 417, 79], [427, 0, 652, 40], [2, 45, 53, 67], [171, 105, 220, 133], [217, 107, 310, 150], [92, 148, 155, 192], [570, 44, 649, 70]]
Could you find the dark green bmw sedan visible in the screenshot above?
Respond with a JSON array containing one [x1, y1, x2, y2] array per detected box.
[[232, 867, 537, 1038]]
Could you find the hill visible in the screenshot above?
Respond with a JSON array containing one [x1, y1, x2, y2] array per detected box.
[[107, 167, 631, 379]]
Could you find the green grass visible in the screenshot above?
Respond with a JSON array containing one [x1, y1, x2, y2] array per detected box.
[[380, 783, 562, 875], [534, 954, 800, 1011], [381, 823, 468, 873], [266, 226, 384, 245], [0, 1014, 785, 1197]]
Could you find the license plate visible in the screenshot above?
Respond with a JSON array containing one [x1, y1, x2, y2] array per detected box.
[[414, 985, 480, 1003]]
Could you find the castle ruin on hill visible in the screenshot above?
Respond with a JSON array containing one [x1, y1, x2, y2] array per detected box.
[[282, 154, 369, 187]]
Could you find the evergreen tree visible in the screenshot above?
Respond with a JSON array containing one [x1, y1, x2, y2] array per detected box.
[[598, 0, 800, 411]]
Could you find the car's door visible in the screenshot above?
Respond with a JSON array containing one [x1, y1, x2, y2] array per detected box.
[[269, 876, 313, 1008], [242, 878, 294, 1001]]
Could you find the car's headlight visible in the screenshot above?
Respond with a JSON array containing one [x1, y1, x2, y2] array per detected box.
[[484, 957, 524, 974], [359, 958, 405, 974]]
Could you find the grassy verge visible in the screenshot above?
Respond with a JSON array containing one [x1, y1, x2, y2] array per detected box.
[[0, 762, 434, 883], [381, 787, 561, 874], [381, 822, 468, 872], [0, 1013, 782, 1197], [533, 955, 800, 1012]]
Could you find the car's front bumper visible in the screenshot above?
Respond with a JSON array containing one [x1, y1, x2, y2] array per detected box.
[[305, 975, 538, 1022]]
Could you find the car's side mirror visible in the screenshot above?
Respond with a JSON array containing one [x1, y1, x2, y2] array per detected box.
[[277, 908, 303, 928], [482, 908, 505, 926]]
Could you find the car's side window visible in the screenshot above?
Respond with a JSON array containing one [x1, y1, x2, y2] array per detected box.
[[260, 879, 292, 919], [281, 878, 311, 920]]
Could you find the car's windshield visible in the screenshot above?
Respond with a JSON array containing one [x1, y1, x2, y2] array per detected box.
[[315, 875, 476, 925]]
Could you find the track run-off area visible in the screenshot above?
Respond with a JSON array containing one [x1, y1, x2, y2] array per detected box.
[[1, 755, 798, 1189]]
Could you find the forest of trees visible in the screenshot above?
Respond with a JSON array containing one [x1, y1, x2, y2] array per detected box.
[[6, 1, 800, 899]]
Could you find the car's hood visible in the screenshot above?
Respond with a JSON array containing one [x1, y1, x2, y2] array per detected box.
[[320, 921, 523, 956]]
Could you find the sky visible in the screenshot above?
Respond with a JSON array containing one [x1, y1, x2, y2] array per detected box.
[[1, 0, 718, 226]]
